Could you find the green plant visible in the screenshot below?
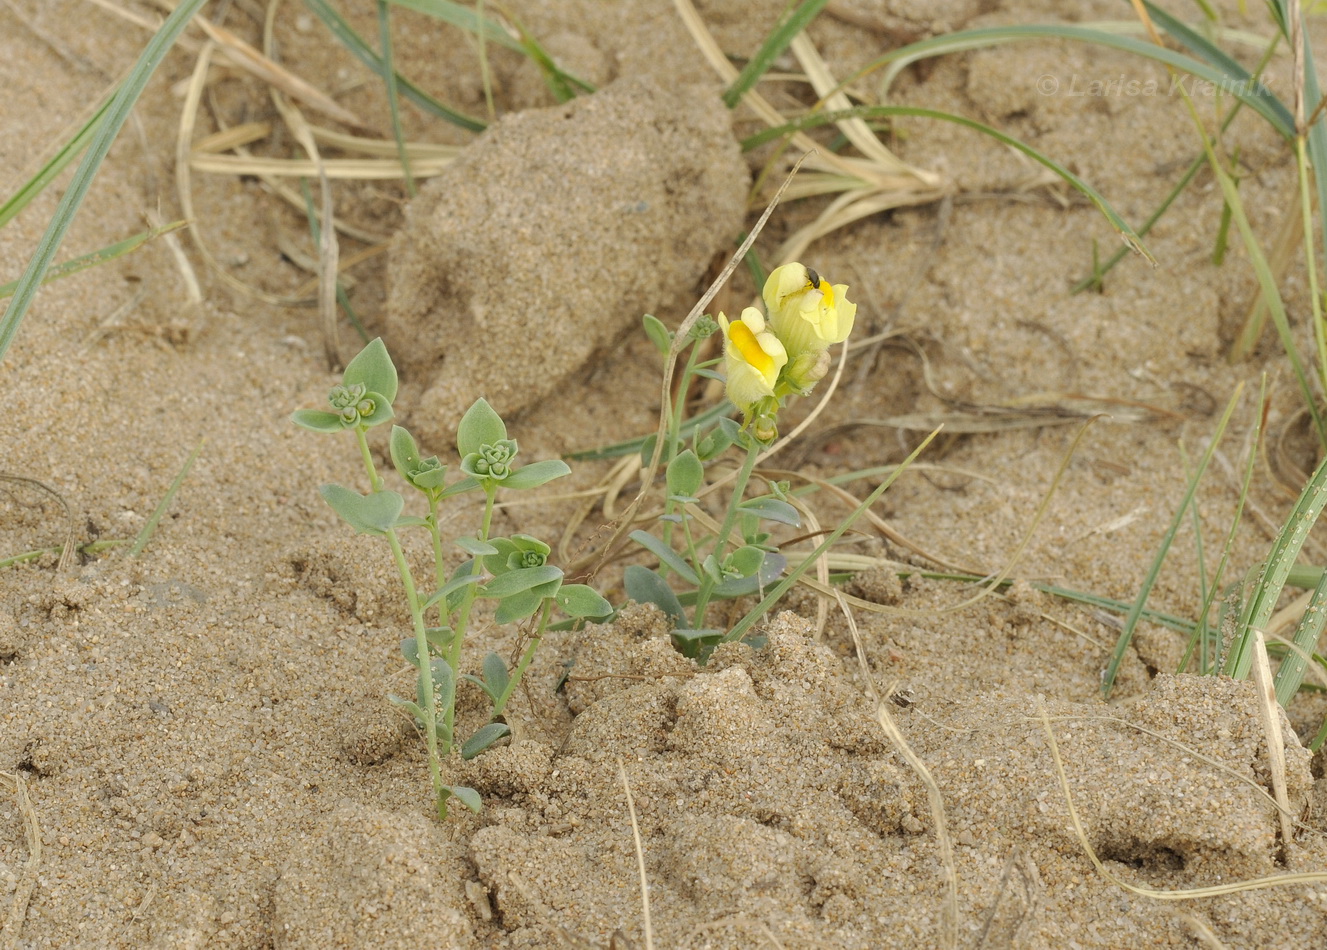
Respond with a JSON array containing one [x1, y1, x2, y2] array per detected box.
[[624, 262, 875, 661], [293, 339, 609, 818]]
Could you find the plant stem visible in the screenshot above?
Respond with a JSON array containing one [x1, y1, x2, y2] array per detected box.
[[493, 599, 552, 716], [443, 486, 497, 742], [692, 436, 761, 628], [428, 493, 446, 625], [385, 527, 445, 806], [354, 427, 383, 492]]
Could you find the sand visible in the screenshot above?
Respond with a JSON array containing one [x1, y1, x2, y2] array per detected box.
[[3, 0, 1327, 947]]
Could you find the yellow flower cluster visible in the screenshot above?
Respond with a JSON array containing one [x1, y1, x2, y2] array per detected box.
[[719, 263, 856, 441]]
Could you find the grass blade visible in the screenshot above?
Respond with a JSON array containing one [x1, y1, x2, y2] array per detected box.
[[130, 440, 204, 557], [0, 0, 208, 367], [1225, 450, 1327, 679], [386, 0, 592, 96], [376, 0, 415, 195], [0, 95, 113, 230], [302, 0, 485, 131], [1101, 383, 1243, 697], [0, 221, 187, 300], [744, 105, 1152, 262], [722, 0, 831, 108], [862, 24, 1294, 139]]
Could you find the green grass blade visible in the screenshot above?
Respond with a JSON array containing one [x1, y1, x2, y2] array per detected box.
[[862, 25, 1293, 139], [130, 440, 204, 557], [386, 0, 592, 96], [1225, 452, 1327, 679], [0, 221, 187, 300], [1180, 376, 1266, 675], [744, 105, 1152, 262], [377, 0, 415, 195], [1273, 574, 1327, 705], [1101, 383, 1243, 697], [0, 0, 208, 367], [722, 0, 832, 109], [302, 0, 485, 131], [0, 96, 114, 230]]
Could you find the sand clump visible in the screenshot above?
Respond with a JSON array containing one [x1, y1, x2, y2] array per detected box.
[[385, 74, 749, 446]]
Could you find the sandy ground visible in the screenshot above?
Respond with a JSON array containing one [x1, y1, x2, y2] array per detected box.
[[4, 0, 1327, 947]]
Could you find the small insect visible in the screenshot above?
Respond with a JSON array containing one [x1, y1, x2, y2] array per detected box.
[[806, 266, 821, 289]]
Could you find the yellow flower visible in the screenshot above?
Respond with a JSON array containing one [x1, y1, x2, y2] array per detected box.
[[720, 307, 787, 415], [763, 263, 856, 362]]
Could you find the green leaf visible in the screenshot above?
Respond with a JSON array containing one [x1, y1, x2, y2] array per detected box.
[[630, 530, 700, 585], [293, 411, 347, 435], [643, 313, 672, 355], [400, 638, 421, 667], [714, 552, 786, 598], [727, 545, 766, 578], [457, 398, 507, 457], [667, 450, 704, 499], [501, 459, 571, 490], [494, 581, 560, 623], [0, 221, 189, 301], [695, 424, 734, 462], [425, 658, 456, 713], [342, 338, 398, 404], [427, 626, 455, 651], [438, 475, 482, 499], [455, 536, 500, 556], [355, 391, 394, 429], [737, 497, 801, 527], [421, 573, 484, 611], [483, 564, 564, 599], [319, 484, 404, 535], [461, 722, 511, 759], [447, 784, 483, 812], [671, 627, 724, 662], [386, 693, 422, 719], [482, 651, 510, 700], [389, 425, 421, 482], [461, 672, 493, 700], [623, 565, 684, 628], [555, 584, 612, 619]]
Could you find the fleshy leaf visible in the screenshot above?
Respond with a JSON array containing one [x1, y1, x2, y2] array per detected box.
[[643, 313, 672, 356], [630, 530, 699, 585], [421, 573, 484, 611], [482, 652, 510, 700], [483, 564, 563, 599], [319, 484, 403, 536], [462, 722, 512, 759], [666, 450, 704, 499], [623, 565, 684, 628], [400, 638, 420, 667], [356, 391, 394, 429], [447, 785, 483, 812], [455, 537, 500, 556], [494, 581, 560, 623], [457, 398, 507, 458], [736, 497, 801, 527], [555, 584, 612, 619], [390, 425, 421, 482], [292, 408, 348, 433], [672, 627, 724, 662], [438, 475, 483, 499], [386, 694, 422, 719], [695, 424, 734, 461], [727, 545, 766, 578], [502, 459, 571, 490], [341, 337, 398, 404]]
